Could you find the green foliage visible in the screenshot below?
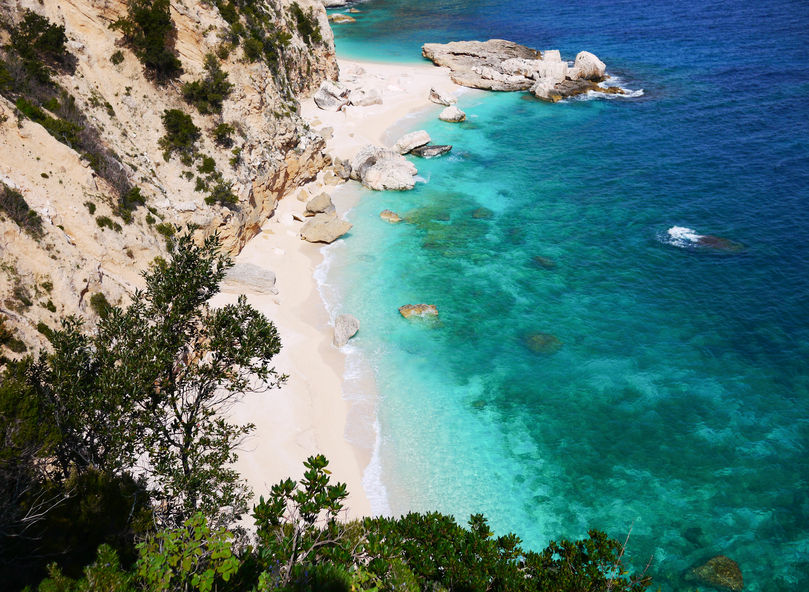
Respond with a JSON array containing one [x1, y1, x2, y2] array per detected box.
[[0, 182, 43, 238], [84, 201, 96, 215], [110, 50, 125, 65], [111, 0, 182, 81], [198, 155, 216, 174], [0, 315, 26, 353], [205, 180, 238, 208], [89, 293, 112, 319], [136, 513, 239, 592], [96, 215, 122, 232], [154, 222, 174, 238], [159, 109, 200, 161], [290, 3, 322, 46], [5, 10, 75, 83], [212, 122, 235, 147], [182, 54, 233, 114]]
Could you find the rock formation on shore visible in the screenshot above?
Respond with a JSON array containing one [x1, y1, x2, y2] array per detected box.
[[333, 313, 360, 347], [422, 39, 620, 102], [300, 213, 353, 243], [350, 145, 418, 191]]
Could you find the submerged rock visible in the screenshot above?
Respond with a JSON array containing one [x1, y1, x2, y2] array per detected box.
[[314, 80, 350, 111], [521, 332, 562, 354], [399, 304, 439, 319], [392, 130, 431, 154], [439, 106, 466, 122], [428, 87, 456, 106], [305, 192, 335, 216], [687, 556, 743, 591], [333, 313, 360, 347], [300, 213, 352, 243], [350, 145, 418, 191], [471, 207, 494, 219], [532, 255, 557, 270], [697, 234, 745, 252], [410, 144, 452, 158], [380, 209, 402, 223]]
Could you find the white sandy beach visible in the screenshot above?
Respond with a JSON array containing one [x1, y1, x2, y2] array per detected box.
[[209, 58, 461, 517]]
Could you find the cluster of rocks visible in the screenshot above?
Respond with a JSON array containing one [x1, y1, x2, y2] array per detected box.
[[313, 80, 382, 111], [422, 39, 620, 102], [349, 145, 418, 191], [392, 130, 452, 159]]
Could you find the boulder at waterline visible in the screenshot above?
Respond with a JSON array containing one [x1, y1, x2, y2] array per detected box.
[[314, 80, 350, 111], [380, 209, 402, 223], [521, 332, 562, 354], [392, 130, 431, 154], [686, 556, 743, 591], [333, 314, 360, 347], [350, 145, 418, 191], [300, 213, 352, 243], [411, 144, 452, 158], [305, 192, 335, 216], [574, 50, 607, 81], [428, 87, 456, 105], [224, 263, 278, 295], [439, 106, 466, 122], [332, 157, 352, 180], [399, 304, 439, 319]]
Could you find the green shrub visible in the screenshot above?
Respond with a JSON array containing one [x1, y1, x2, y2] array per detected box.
[[242, 36, 263, 62], [84, 201, 96, 215], [0, 182, 43, 238], [7, 10, 75, 82], [89, 292, 112, 319], [42, 299, 57, 313], [111, 0, 182, 81], [205, 180, 238, 208], [154, 222, 175, 237], [290, 2, 322, 45], [110, 50, 125, 65], [15, 97, 82, 146], [96, 215, 122, 232], [181, 54, 232, 114], [159, 109, 200, 161], [197, 155, 216, 175], [0, 315, 26, 353], [212, 122, 234, 147]]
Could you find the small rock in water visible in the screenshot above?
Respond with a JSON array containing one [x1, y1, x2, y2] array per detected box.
[[333, 314, 360, 347], [439, 105, 466, 122], [380, 209, 402, 223], [410, 144, 452, 158], [521, 332, 562, 354], [428, 87, 456, 106], [532, 255, 557, 270], [328, 13, 356, 23], [686, 556, 743, 591], [399, 304, 439, 319]]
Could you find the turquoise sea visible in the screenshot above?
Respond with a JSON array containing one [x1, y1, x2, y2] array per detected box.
[[320, 1, 809, 590]]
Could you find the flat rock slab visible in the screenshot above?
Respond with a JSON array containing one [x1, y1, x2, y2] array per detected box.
[[224, 263, 278, 295], [411, 144, 452, 158]]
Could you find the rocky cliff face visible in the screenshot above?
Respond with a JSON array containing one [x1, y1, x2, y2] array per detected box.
[[0, 0, 339, 355]]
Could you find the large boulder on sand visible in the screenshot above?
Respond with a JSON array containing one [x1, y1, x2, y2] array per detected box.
[[349, 87, 382, 106], [439, 106, 466, 122], [300, 213, 352, 243], [574, 51, 606, 81], [687, 556, 743, 591], [224, 263, 277, 295], [305, 192, 335, 216], [333, 314, 360, 347], [350, 145, 418, 191], [392, 130, 431, 154], [314, 80, 350, 111]]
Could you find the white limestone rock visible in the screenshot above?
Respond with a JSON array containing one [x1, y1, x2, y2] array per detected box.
[[392, 130, 431, 154], [439, 105, 466, 122]]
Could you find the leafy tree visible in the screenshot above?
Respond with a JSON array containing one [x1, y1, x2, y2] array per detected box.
[[159, 109, 200, 162], [5, 10, 76, 82], [112, 0, 182, 81]]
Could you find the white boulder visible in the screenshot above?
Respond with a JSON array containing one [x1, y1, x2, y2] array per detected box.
[[574, 51, 606, 81], [392, 130, 431, 154], [439, 105, 466, 122]]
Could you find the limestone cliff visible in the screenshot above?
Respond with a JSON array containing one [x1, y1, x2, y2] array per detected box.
[[0, 0, 339, 355]]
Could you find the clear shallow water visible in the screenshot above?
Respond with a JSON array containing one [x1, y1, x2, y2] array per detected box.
[[323, 1, 809, 589]]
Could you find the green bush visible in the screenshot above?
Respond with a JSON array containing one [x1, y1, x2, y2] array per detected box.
[[96, 215, 122, 232], [182, 54, 233, 114], [290, 2, 322, 45], [7, 10, 75, 82], [110, 50, 125, 65], [205, 180, 238, 208], [159, 109, 200, 161], [154, 222, 175, 237], [198, 155, 216, 175], [0, 315, 26, 353], [0, 182, 43, 238], [89, 292, 112, 319], [111, 0, 182, 81], [212, 122, 234, 147]]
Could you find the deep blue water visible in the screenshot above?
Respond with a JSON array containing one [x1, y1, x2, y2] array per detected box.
[[323, 1, 809, 589]]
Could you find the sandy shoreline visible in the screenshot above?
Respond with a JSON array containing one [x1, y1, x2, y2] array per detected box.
[[209, 57, 462, 517]]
